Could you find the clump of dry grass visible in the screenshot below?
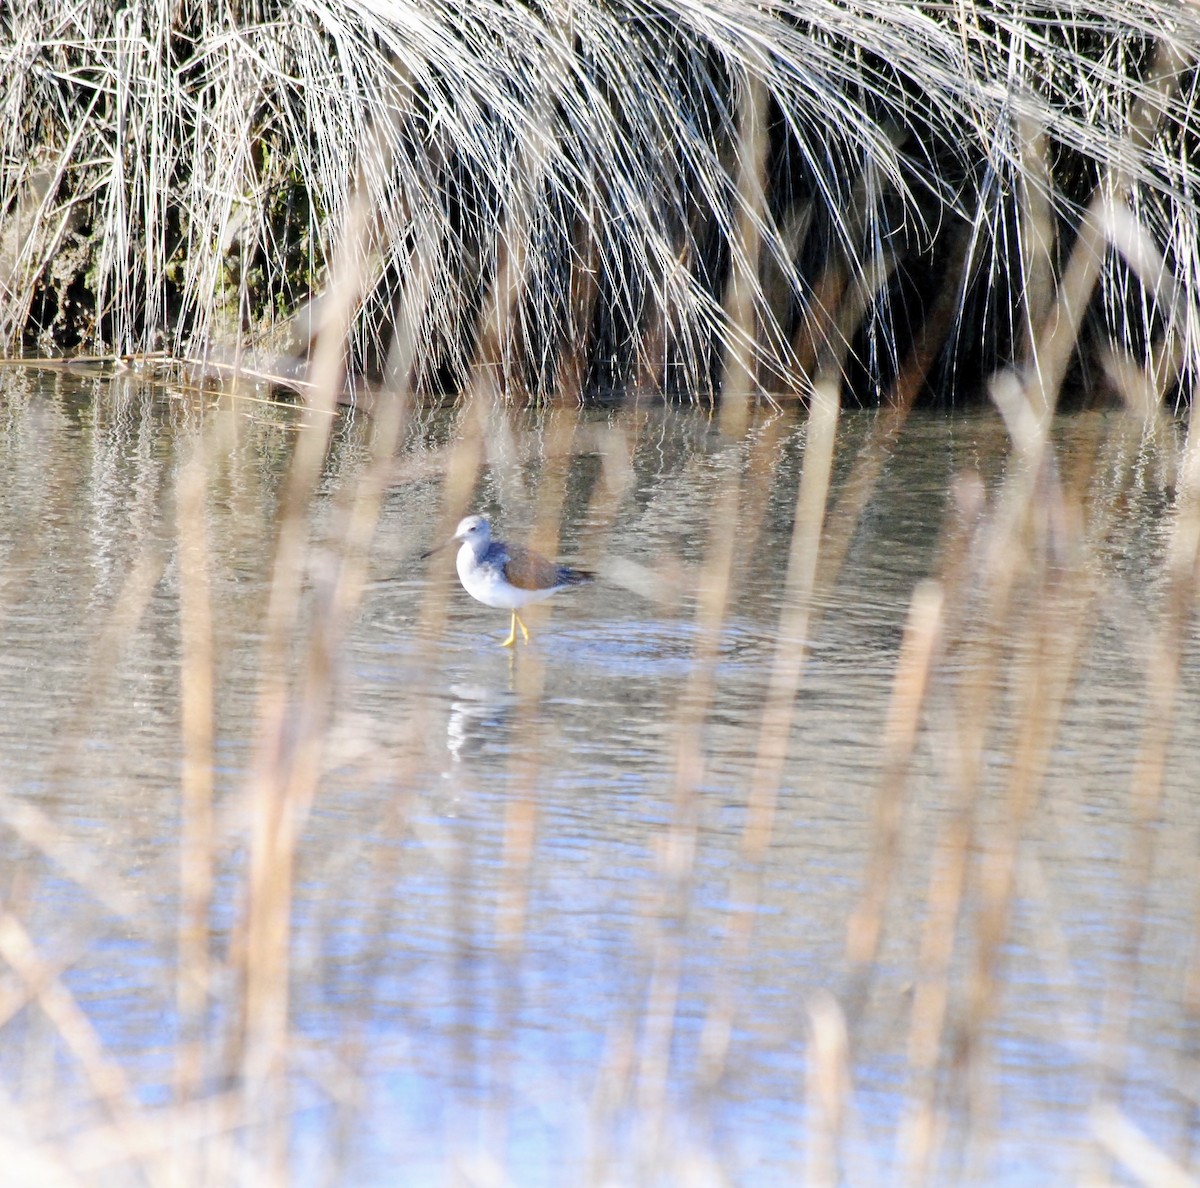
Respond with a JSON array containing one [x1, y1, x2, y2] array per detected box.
[[1, 1, 1197, 405]]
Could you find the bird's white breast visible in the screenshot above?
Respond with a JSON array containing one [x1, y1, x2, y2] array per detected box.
[[456, 542, 558, 610]]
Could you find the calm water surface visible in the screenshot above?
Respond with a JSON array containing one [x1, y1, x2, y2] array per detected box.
[[0, 367, 1198, 1185]]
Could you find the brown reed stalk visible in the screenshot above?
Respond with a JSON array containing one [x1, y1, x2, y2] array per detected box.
[[1015, 112, 1056, 371], [805, 991, 853, 1188], [0, 912, 156, 1182], [555, 207, 602, 404], [892, 42, 1194, 1170], [846, 581, 944, 974], [1091, 1103, 1199, 1188], [792, 261, 848, 383], [174, 443, 216, 1111], [719, 69, 770, 436], [898, 465, 1025, 1185], [1089, 349, 1200, 1181], [231, 151, 388, 1181], [963, 491, 1096, 1177], [1024, 36, 1190, 420], [695, 226, 896, 1102], [634, 418, 748, 1174]]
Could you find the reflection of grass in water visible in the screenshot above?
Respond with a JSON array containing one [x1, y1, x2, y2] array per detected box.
[[1, 1, 1197, 408]]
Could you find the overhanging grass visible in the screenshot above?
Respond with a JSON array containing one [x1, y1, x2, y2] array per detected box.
[[1, 1, 1197, 404]]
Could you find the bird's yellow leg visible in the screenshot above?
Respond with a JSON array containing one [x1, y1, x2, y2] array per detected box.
[[500, 612, 518, 648], [500, 612, 531, 648]]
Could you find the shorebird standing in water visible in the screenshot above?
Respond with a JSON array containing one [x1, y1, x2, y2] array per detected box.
[[424, 514, 593, 646]]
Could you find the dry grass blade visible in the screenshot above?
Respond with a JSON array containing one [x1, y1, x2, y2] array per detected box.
[[175, 446, 216, 1107], [846, 580, 943, 974], [0, 913, 157, 1182], [230, 137, 400, 1168]]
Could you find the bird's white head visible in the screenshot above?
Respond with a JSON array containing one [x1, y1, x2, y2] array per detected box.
[[453, 515, 491, 551]]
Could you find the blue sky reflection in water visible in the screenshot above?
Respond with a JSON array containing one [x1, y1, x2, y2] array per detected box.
[[0, 368, 1198, 1185]]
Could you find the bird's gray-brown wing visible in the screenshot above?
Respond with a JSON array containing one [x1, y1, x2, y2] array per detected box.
[[497, 543, 566, 591]]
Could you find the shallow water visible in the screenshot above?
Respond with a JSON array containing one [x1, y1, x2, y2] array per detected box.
[[0, 366, 1198, 1185]]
